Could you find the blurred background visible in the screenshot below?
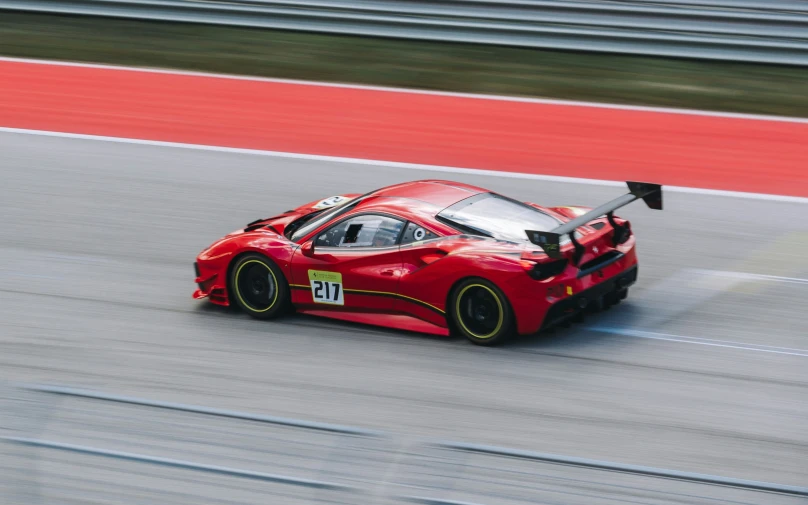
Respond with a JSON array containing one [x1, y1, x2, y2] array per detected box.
[[2, 1, 808, 115], [1, 1, 807, 504]]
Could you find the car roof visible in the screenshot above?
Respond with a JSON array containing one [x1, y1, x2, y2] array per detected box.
[[289, 181, 490, 242], [357, 180, 487, 211]]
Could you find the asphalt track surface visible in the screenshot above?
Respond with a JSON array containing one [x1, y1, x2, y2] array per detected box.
[[1, 132, 807, 504]]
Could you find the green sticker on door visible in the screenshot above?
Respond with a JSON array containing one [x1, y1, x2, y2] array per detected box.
[[308, 270, 344, 305]]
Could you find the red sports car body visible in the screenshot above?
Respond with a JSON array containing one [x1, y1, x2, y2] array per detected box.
[[193, 180, 661, 345]]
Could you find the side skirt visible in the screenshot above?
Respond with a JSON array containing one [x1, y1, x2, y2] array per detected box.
[[297, 310, 450, 337]]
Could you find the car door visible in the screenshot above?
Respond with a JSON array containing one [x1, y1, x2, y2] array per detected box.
[[394, 221, 449, 324], [290, 213, 405, 313]]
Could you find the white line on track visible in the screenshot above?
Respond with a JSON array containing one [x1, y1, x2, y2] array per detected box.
[[2, 127, 807, 204], [2, 56, 808, 125], [692, 269, 808, 285], [590, 327, 808, 358]]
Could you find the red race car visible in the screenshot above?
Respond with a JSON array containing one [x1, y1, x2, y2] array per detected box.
[[193, 180, 661, 345]]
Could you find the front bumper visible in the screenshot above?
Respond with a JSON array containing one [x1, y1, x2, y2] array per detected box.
[[193, 261, 229, 305], [540, 265, 637, 330]]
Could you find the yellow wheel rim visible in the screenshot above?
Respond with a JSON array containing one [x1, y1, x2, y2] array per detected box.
[[455, 283, 504, 339], [234, 259, 279, 313]]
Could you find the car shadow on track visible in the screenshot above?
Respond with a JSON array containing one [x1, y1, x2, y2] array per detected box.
[[507, 301, 647, 352], [193, 299, 646, 353]]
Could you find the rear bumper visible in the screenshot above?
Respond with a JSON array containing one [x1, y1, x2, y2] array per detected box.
[[540, 265, 637, 330]]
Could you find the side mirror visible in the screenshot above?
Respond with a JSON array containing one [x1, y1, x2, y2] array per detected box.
[[301, 241, 316, 257]]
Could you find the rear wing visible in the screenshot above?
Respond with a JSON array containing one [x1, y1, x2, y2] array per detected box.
[[526, 181, 662, 262]]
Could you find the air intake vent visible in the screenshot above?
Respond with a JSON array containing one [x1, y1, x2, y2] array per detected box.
[[244, 215, 287, 232], [590, 222, 606, 230]]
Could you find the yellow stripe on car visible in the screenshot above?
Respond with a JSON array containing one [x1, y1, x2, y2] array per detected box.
[[346, 288, 445, 314], [289, 284, 444, 314]]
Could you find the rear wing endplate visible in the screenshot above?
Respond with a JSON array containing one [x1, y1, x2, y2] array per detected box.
[[526, 181, 662, 262]]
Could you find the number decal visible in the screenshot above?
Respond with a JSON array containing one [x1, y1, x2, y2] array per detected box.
[[312, 195, 354, 210], [308, 270, 344, 305]]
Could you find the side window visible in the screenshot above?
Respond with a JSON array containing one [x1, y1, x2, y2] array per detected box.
[[399, 222, 438, 245], [315, 215, 404, 248]]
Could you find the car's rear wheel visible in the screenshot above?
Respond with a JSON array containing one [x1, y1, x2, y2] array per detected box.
[[229, 253, 290, 319], [449, 278, 515, 346]]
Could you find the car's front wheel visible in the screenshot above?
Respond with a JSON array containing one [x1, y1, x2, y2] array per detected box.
[[449, 278, 515, 346], [229, 253, 290, 319]]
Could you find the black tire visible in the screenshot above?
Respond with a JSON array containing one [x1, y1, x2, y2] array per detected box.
[[449, 278, 515, 346], [229, 253, 290, 319]]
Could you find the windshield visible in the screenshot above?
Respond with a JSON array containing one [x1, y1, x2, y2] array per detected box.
[[288, 198, 362, 242], [438, 193, 562, 242]]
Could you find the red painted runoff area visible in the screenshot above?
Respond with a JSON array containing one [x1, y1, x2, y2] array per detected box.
[[1, 59, 806, 196]]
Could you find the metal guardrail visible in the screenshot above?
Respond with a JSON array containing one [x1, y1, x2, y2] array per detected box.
[[2, 384, 807, 505], [1, 1, 808, 65]]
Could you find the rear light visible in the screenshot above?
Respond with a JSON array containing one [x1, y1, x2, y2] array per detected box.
[[523, 258, 568, 280], [613, 220, 632, 245], [607, 214, 632, 246], [519, 260, 537, 271]]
